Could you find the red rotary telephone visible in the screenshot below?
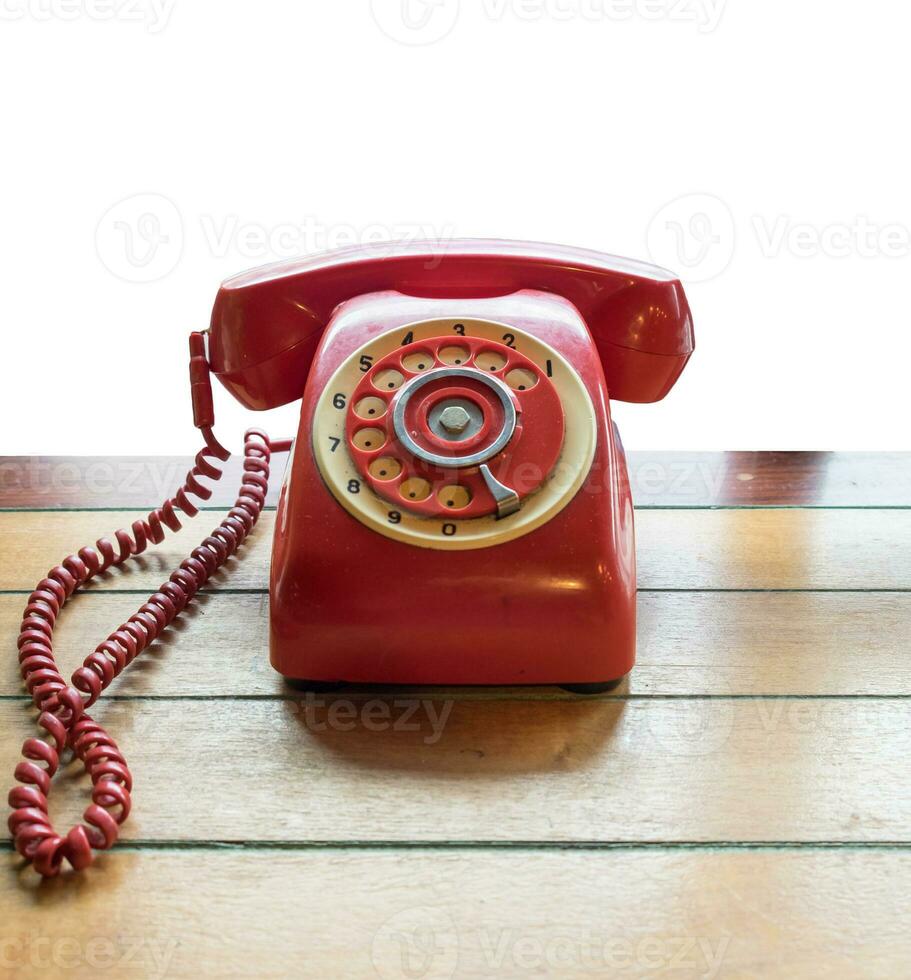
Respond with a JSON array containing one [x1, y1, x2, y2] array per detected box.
[[10, 240, 694, 876]]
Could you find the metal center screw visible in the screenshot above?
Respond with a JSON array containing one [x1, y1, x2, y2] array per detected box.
[[439, 405, 471, 434]]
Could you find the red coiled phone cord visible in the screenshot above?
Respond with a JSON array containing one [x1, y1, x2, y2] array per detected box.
[[8, 338, 291, 876]]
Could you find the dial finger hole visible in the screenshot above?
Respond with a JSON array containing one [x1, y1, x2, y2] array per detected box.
[[437, 345, 470, 366], [368, 457, 402, 481], [437, 484, 472, 509], [475, 350, 507, 372], [352, 427, 386, 451], [373, 369, 404, 391], [400, 477, 431, 502], [401, 351, 435, 373], [354, 396, 387, 420], [505, 367, 538, 391]]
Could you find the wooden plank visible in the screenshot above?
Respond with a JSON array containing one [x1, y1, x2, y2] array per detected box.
[[1, 457, 908, 970], [629, 450, 911, 507], [4, 696, 911, 843], [3, 591, 910, 698], [0, 509, 274, 593], [3, 451, 911, 509], [4, 849, 910, 978], [2, 508, 911, 592]]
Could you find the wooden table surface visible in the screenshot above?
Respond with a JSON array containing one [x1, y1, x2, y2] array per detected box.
[[2, 451, 910, 978]]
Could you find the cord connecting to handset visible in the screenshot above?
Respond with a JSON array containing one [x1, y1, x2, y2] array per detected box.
[[7, 334, 292, 877]]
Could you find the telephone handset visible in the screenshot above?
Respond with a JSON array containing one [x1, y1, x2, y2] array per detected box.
[[10, 240, 693, 876]]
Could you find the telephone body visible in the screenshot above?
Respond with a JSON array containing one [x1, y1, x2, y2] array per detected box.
[[206, 240, 694, 690], [10, 240, 693, 877]]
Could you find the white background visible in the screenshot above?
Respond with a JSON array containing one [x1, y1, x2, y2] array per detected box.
[[1, 0, 908, 454]]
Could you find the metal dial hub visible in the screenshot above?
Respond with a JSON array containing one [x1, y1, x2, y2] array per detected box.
[[392, 367, 517, 469]]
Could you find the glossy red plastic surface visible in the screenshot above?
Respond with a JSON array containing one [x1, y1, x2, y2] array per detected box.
[[209, 239, 693, 409], [269, 290, 637, 686]]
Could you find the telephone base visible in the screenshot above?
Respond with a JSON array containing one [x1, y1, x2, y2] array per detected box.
[[283, 678, 349, 694], [269, 292, 639, 690], [559, 677, 626, 695], [282, 678, 628, 695]]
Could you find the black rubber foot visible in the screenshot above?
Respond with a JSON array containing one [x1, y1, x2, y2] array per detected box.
[[559, 676, 626, 695], [283, 679, 348, 693]]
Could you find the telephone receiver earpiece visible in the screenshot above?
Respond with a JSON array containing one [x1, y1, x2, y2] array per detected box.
[[206, 239, 693, 412]]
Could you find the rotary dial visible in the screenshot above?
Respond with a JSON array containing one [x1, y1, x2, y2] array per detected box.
[[344, 335, 564, 521], [312, 317, 596, 550]]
